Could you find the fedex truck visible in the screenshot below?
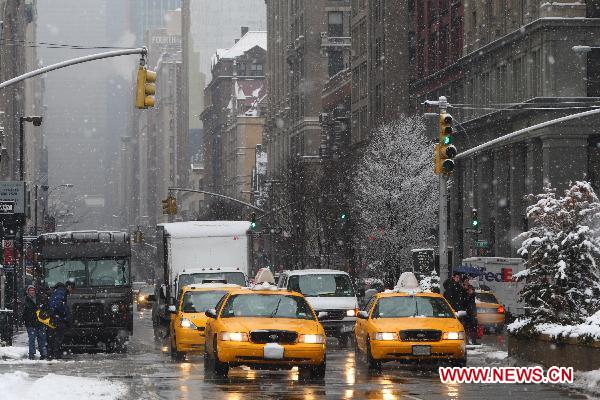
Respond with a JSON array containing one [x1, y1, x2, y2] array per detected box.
[[153, 221, 252, 326], [459, 257, 526, 317]]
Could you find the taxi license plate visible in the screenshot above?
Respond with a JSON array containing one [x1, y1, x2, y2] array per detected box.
[[264, 343, 284, 359], [412, 345, 431, 356]]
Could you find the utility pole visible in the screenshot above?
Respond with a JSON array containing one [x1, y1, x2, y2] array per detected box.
[[438, 96, 450, 293]]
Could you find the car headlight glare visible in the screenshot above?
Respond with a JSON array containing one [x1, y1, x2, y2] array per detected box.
[[374, 332, 399, 341], [346, 309, 357, 317], [220, 332, 249, 342], [298, 334, 326, 344], [180, 317, 197, 329], [110, 304, 120, 313], [442, 331, 465, 340]]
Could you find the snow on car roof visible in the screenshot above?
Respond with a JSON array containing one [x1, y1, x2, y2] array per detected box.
[[160, 221, 251, 238], [184, 283, 241, 290], [284, 269, 350, 276], [177, 267, 245, 274]]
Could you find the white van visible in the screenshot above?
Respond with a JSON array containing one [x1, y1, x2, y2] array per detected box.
[[278, 269, 358, 347]]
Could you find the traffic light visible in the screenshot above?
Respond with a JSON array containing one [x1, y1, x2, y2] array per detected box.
[[135, 66, 157, 109], [250, 212, 257, 229], [340, 213, 348, 221], [162, 195, 177, 215], [434, 113, 457, 175], [471, 209, 480, 228]]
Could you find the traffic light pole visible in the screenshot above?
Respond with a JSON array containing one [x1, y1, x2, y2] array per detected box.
[[438, 96, 449, 293], [0, 48, 148, 90]]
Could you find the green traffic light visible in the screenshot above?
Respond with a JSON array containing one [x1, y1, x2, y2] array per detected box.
[[443, 135, 452, 145], [472, 219, 479, 227], [341, 213, 347, 220]]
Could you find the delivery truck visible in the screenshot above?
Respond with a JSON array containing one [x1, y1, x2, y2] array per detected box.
[[458, 257, 526, 318], [152, 221, 252, 326]]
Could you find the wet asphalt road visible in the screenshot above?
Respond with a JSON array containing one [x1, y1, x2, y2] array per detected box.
[[0, 309, 592, 399]]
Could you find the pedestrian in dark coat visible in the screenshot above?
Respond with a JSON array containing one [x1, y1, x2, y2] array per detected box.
[[443, 273, 465, 311], [463, 285, 479, 345], [47, 281, 75, 359], [22, 285, 47, 360]]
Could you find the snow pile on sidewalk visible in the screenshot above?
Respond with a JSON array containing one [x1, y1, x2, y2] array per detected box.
[[508, 311, 600, 341], [0, 371, 127, 400], [569, 369, 600, 396], [0, 346, 28, 360]]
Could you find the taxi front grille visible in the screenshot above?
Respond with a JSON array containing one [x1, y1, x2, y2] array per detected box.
[[250, 330, 297, 344], [399, 329, 441, 342]]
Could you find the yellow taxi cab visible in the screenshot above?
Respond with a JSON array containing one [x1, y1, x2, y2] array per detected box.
[[355, 272, 466, 369], [475, 290, 505, 332], [203, 286, 327, 379], [169, 283, 240, 360]]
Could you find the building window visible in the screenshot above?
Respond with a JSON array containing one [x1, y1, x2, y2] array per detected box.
[[250, 63, 263, 76], [328, 50, 345, 76], [375, 84, 383, 113], [529, 49, 542, 98], [374, 38, 382, 67], [496, 64, 508, 104], [512, 56, 525, 101], [374, 0, 382, 21], [328, 12, 344, 37], [360, 62, 368, 98], [588, 49, 600, 97]]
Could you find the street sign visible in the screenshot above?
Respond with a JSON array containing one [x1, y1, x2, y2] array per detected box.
[[465, 228, 482, 234], [0, 182, 25, 215], [412, 248, 435, 275], [474, 240, 489, 249], [0, 201, 15, 214]]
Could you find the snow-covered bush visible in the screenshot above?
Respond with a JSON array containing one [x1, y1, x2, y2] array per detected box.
[[419, 270, 440, 293], [353, 116, 438, 287], [514, 182, 600, 331]]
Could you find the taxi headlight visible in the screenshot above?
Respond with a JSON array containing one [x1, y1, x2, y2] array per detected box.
[[220, 332, 249, 342], [298, 334, 326, 344], [346, 309, 357, 317], [180, 317, 197, 329], [442, 331, 465, 340], [374, 332, 399, 341]]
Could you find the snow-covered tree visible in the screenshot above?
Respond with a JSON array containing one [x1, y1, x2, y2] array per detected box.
[[353, 116, 438, 287], [516, 182, 600, 326]]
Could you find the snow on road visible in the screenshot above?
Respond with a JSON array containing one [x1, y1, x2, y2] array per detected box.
[[0, 371, 127, 400]]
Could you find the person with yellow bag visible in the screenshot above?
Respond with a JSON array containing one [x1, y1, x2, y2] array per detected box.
[[22, 285, 48, 360]]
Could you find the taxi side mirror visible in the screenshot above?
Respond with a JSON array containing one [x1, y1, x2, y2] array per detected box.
[[317, 311, 328, 321], [357, 311, 369, 320], [205, 308, 217, 319], [455, 310, 467, 318], [167, 305, 177, 314]]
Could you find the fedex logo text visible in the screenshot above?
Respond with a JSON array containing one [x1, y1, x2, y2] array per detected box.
[[439, 366, 574, 384]]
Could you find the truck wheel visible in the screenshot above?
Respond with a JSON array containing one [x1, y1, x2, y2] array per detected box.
[[338, 334, 350, 348]]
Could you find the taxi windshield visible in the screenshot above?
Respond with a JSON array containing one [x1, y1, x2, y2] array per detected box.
[[220, 294, 315, 320], [288, 274, 355, 297], [181, 290, 229, 313], [374, 296, 454, 318]]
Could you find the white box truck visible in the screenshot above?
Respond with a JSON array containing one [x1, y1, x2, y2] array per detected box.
[[459, 257, 526, 318], [153, 221, 252, 326]]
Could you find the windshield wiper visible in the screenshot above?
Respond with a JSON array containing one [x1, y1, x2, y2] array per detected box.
[[270, 298, 283, 318]]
